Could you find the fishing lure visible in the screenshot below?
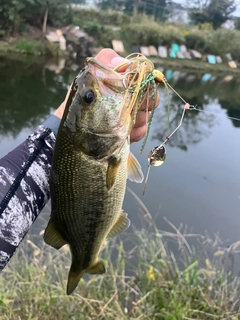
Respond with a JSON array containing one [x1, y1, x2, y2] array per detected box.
[[142, 70, 195, 195], [113, 54, 195, 194]]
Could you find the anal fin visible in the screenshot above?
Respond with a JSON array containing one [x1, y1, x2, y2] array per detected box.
[[86, 260, 106, 274], [107, 211, 130, 239], [44, 217, 67, 249]]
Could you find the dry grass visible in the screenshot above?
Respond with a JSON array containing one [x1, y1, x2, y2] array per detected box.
[[1, 193, 240, 320]]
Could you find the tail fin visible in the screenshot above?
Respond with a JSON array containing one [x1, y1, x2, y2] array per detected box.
[[66, 260, 106, 295], [67, 268, 84, 295]]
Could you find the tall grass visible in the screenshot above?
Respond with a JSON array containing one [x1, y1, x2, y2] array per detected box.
[[1, 191, 240, 320]]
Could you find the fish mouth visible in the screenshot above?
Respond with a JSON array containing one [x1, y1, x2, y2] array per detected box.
[[85, 57, 125, 94]]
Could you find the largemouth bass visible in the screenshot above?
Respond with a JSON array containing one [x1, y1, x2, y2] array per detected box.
[[44, 57, 154, 295]]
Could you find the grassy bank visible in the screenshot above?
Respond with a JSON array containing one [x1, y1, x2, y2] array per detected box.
[[1, 40, 240, 77], [1, 210, 240, 320], [0, 39, 46, 56], [152, 57, 240, 75]]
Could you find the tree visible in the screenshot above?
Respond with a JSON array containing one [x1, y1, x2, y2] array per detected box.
[[234, 16, 240, 30], [34, 0, 71, 34], [0, 0, 71, 36], [0, 0, 32, 35], [97, 0, 168, 20], [188, 0, 236, 29]]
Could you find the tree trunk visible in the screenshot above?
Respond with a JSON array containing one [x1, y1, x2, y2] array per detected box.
[[42, 4, 49, 34], [133, 0, 141, 16]]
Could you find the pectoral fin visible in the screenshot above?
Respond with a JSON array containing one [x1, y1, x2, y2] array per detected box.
[[106, 156, 121, 190], [127, 152, 144, 183], [107, 211, 130, 239], [44, 217, 67, 249]]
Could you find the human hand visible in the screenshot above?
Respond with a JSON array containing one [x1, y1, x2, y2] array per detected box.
[[55, 48, 160, 143]]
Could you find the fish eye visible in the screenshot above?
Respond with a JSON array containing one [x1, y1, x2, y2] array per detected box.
[[82, 90, 95, 104]]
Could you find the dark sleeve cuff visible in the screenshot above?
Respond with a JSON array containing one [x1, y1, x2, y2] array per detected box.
[[42, 114, 61, 137]]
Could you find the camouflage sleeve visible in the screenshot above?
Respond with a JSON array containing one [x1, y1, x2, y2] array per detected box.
[[0, 115, 60, 270]]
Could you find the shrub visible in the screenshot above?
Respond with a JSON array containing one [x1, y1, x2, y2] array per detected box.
[[185, 29, 213, 53], [124, 22, 161, 47], [12, 39, 45, 55], [159, 23, 185, 45], [73, 8, 130, 27], [211, 28, 240, 61], [123, 22, 185, 48]]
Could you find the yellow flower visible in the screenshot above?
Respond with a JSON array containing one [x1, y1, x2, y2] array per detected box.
[[205, 259, 211, 269], [148, 266, 155, 280]]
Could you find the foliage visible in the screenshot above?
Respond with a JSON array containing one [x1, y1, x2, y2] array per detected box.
[[47, 4, 73, 28], [185, 29, 213, 53], [234, 16, 240, 30], [0, 0, 72, 35], [81, 22, 117, 48], [122, 21, 185, 47], [211, 28, 240, 61], [11, 39, 45, 55], [0, 0, 32, 34], [189, 0, 237, 29], [97, 0, 168, 20], [1, 210, 240, 319], [72, 8, 130, 27]]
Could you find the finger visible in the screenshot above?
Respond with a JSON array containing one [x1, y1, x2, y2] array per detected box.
[[140, 91, 160, 112], [134, 111, 150, 128], [94, 48, 128, 71], [130, 125, 147, 143]]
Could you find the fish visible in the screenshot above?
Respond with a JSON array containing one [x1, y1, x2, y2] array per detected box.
[[43, 56, 152, 295]]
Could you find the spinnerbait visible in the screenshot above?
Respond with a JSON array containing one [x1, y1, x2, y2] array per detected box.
[[142, 69, 195, 195]]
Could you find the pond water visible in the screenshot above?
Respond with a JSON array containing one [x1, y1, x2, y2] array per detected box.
[[0, 56, 240, 247]]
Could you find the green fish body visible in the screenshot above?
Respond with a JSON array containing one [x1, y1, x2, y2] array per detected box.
[[44, 58, 143, 295]]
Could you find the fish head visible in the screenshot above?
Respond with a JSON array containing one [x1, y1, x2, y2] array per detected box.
[[62, 57, 140, 158]]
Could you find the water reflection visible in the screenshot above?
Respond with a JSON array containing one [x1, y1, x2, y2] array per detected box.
[[149, 67, 240, 154], [0, 57, 240, 251], [1, 57, 240, 141], [0, 57, 76, 138]]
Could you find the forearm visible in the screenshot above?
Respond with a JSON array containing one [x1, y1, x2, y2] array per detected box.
[[0, 115, 60, 270]]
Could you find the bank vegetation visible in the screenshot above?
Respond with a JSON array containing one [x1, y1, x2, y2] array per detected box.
[[0, 4, 240, 65], [1, 210, 240, 319]]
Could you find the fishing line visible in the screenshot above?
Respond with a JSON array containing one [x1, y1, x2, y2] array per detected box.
[[143, 73, 240, 195], [111, 58, 240, 194], [189, 106, 240, 122], [142, 102, 189, 195]]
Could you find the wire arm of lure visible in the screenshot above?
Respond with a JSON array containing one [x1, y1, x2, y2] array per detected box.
[[142, 95, 192, 196]]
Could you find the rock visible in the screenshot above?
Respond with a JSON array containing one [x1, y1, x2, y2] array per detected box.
[[216, 56, 222, 64], [148, 46, 158, 56], [45, 30, 66, 51], [158, 46, 168, 58], [140, 46, 150, 56], [62, 25, 95, 60], [112, 40, 124, 53], [190, 49, 202, 59]]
